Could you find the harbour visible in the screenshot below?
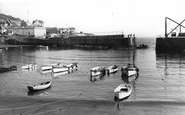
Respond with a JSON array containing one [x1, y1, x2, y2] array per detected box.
[[1, 1, 185, 114], [0, 13, 136, 49], [1, 38, 185, 114], [1, 33, 136, 49]]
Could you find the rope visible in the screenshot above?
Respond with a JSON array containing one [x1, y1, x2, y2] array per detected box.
[[28, 107, 63, 115], [24, 91, 84, 115], [0, 91, 85, 111]]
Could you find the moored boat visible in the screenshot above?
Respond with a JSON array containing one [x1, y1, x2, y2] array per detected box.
[[107, 65, 118, 75], [0, 65, 17, 73], [27, 81, 52, 91], [121, 64, 139, 77], [22, 63, 37, 69], [114, 83, 132, 101], [41, 63, 61, 71], [63, 62, 78, 71], [52, 66, 69, 73], [136, 44, 149, 49], [27, 86, 51, 96], [90, 66, 106, 77]]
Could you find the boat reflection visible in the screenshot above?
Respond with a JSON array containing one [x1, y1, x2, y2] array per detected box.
[[156, 53, 185, 80], [52, 71, 69, 78], [90, 74, 106, 82], [27, 86, 52, 96], [121, 73, 139, 83], [41, 70, 52, 74]]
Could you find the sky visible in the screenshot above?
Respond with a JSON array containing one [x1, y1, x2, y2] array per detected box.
[[0, 0, 185, 37]]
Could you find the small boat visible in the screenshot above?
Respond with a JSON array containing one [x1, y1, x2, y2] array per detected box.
[[114, 83, 132, 101], [41, 63, 61, 71], [107, 65, 118, 75], [0, 65, 17, 73], [121, 64, 139, 77], [27, 81, 52, 91], [22, 63, 37, 69], [136, 44, 149, 49], [90, 66, 106, 77], [63, 62, 78, 71], [52, 66, 69, 73], [27, 86, 51, 96]]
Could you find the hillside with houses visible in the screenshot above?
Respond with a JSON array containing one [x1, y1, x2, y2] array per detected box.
[[0, 13, 46, 37], [0, 13, 94, 41], [0, 13, 21, 22]]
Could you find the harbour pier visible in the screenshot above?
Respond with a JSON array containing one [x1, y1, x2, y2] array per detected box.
[[156, 17, 185, 53], [3, 33, 136, 49]]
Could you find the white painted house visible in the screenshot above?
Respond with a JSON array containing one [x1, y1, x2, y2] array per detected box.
[[8, 26, 46, 38]]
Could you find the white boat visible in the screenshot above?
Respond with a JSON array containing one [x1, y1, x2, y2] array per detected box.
[[28, 86, 51, 96], [41, 66, 53, 71], [121, 64, 139, 77], [114, 83, 132, 100], [22, 63, 37, 69], [27, 81, 52, 91], [41, 63, 61, 71], [90, 66, 106, 76], [63, 62, 78, 71], [52, 66, 69, 73], [107, 65, 118, 75]]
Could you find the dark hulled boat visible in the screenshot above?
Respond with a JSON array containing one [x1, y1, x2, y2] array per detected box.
[[0, 66, 17, 73]]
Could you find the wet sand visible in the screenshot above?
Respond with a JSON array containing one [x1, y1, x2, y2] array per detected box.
[[0, 95, 185, 115]]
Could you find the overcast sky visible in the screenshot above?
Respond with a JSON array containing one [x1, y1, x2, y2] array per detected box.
[[1, 0, 185, 37]]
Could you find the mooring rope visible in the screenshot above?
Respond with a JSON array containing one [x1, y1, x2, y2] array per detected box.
[[26, 91, 84, 115]]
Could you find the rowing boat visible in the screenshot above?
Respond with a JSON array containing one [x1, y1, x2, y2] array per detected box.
[[41, 63, 61, 71], [0, 65, 17, 73], [63, 62, 78, 71], [107, 65, 118, 75], [27, 81, 52, 91], [114, 83, 132, 101], [121, 64, 139, 77], [90, 66, 106, 77], [52, 66, 69, 73], [22, 63, 37, 69]]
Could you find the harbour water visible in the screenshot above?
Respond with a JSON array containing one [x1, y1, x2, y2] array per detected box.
[[0, 37, 185, 115]]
